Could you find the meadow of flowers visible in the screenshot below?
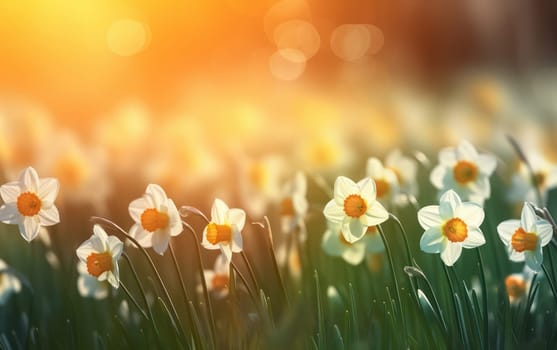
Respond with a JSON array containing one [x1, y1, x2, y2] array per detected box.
[[0, 75, 556, 350]]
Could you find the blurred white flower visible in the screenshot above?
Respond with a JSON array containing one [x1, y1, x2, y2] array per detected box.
[[507, 153, 557, 206], [0, 166, 60, 241], [365, 157, 399, 207], [384, 149, 419, 205], [497, 203, 553, 272], [321, 221, 384, 265], [76, 262, 110, 299], [76, 225, 123, 289], [430, 140, 496, 204], [202, 198, 245, 264], [418, 190, 486, 266], [323, 176, 388, 243], [504, 266, 537, 306], [0, 259, 21, 305], [280, 171, 308, 239], [202, 253, 230, 299], [128, 184, 183, 255]]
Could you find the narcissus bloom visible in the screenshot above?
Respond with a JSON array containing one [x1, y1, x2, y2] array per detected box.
[[128, 184, 183, 255], [430, 140, 496, 204], [0, 259, 21, 305], [202, 198, 245, 263], [323, 176, 389, 243], [418, 190, 486, 266], [321, 221, 384, 265], [76, 225, 123, 289], [366, 157, 399, 207], [280, 171, 308, 238], [384, 149, 419, 205], [0, 167, 60, 241], [507, 153, 557, 206], [202, 253, 230, 299], [497, 203, 553, 272]]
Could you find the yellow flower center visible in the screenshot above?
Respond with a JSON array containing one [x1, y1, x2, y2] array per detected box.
[[443, 218, 468, 242], [140, 208, 169, 232], [206, 222, 232, 245], [17, 192, 42, 216], [511, 227, 538, 252], [374, 179, 390, 198], [280, 198, 295, 216], [211, 274, 229, 291], [86, 252, 113, 277], [453, 160, 478, 185], [343, 194, 367, 218], [505, 275, 526, 300]]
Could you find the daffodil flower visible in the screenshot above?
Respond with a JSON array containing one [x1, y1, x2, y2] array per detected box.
[[280, 171, 308, 239], [201, 198, 245, 264], [418, 190, 486, 266], [384, 149, 419, 205], [202, 253, 230, 299], [0, 166, 60, 241], [128, 184, 183, 255], [430, 140, 496, 204], [76, 225, 123, 289], [497, 203, 553, 272], [366, 157, 399, 207], [323, 176, 389, 243], [507, 153, 557, 205]]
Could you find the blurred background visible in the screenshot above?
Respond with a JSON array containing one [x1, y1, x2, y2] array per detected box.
[[0, 0, 557, 228]]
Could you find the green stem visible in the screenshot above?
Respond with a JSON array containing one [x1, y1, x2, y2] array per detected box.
[[120, 281, 149, 320], [442, 263, 462, 347], [182, 221, 217, 348], [262, 216, 289, 306], [541, 264, 557, 303], [377, 224, 407, 347], [475, 248, 489, 350]]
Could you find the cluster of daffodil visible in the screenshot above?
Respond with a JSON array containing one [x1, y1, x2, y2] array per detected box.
[[0, 134, 556, 348]]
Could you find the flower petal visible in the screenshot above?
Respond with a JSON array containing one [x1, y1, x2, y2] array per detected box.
[[454, 202, 484, 228], [211, 198, 229, 224], [536, 220, 553, 247], [128, 197, 149, 222], [38, 178, 59, 204], [334, 176, 359, 205], [462, 228, 486, 248], [440, 242, 462, 266], [129, 224, 152, 248], [0, 204, 19, 224], [497, 219, 520, 245], [146, 184, 168, 207], [361, 201, 389, 226], [323, 200, 344, 223], [321, 229, 343, 257], [417, 205, 442, 229], [20, 167, 40, 192], [19, 216, 40, 242], [438, 148, 456, 166], [0, 182, 21, 203], [430, 165, 447, 190], [151, 231, 170, 255], [419, 227, 445, 253], [477, 154, 497, 175], [39, 206, 60, 226], [231, 228, 243, 253], [439, 190, 461, 219], [456, 140, 478, 161], [108, 236, 124, 259], [341, 243, 366, 265], [521, 203, 537, 233], [341, 217, 365, 243], [524, 250, 542, 272], [227, 208, 246, 231], [366, 158, 384, 178], [358, 177, 377, 203]]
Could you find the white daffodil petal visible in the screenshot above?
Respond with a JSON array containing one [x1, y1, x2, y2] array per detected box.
[[0, 182, 20, 203], [129, 224, 153, 248], [440, 190, 461, 217], [323, 200, 345, 223], [497, 220, 520, 245], [521, 203, 537, 233], [334, 176, 359, 205], [231, 228, 243, 253], [430, 165, 447, 189], [348, 217, 366, 241], [439, 148, 456, 166], [128, 197, 149, 222], [525, 250, 542, 272], [220, 246, 233, 264], [21, 167, 40, 193], [417, 205, 442, 229], [462, 228, 485, 248], [362, 201, 389, 226], [227, 209, 246, 232], [420, 227, 445, 253], [38, 178, 59, 204], [211, 199, 229, 224], [20, 216, 41, 242], [0, 205, 19, 224], [39, 206, 60, 226], [108, 236, 124, 259], [455, 202, 485, 228], [341, 244, 366, 266], [358, 177, 377, 203], [151, 231, 170, 255], [456, 140, 478, 160], [536, 221, 553, 247], [146, 184, 167, 207], [477, 154, 497, 175], [509, 249, 525, 262], [321, 230, 343, 257], [366, 158, 384, 177], [440, 243, 462, 266]]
